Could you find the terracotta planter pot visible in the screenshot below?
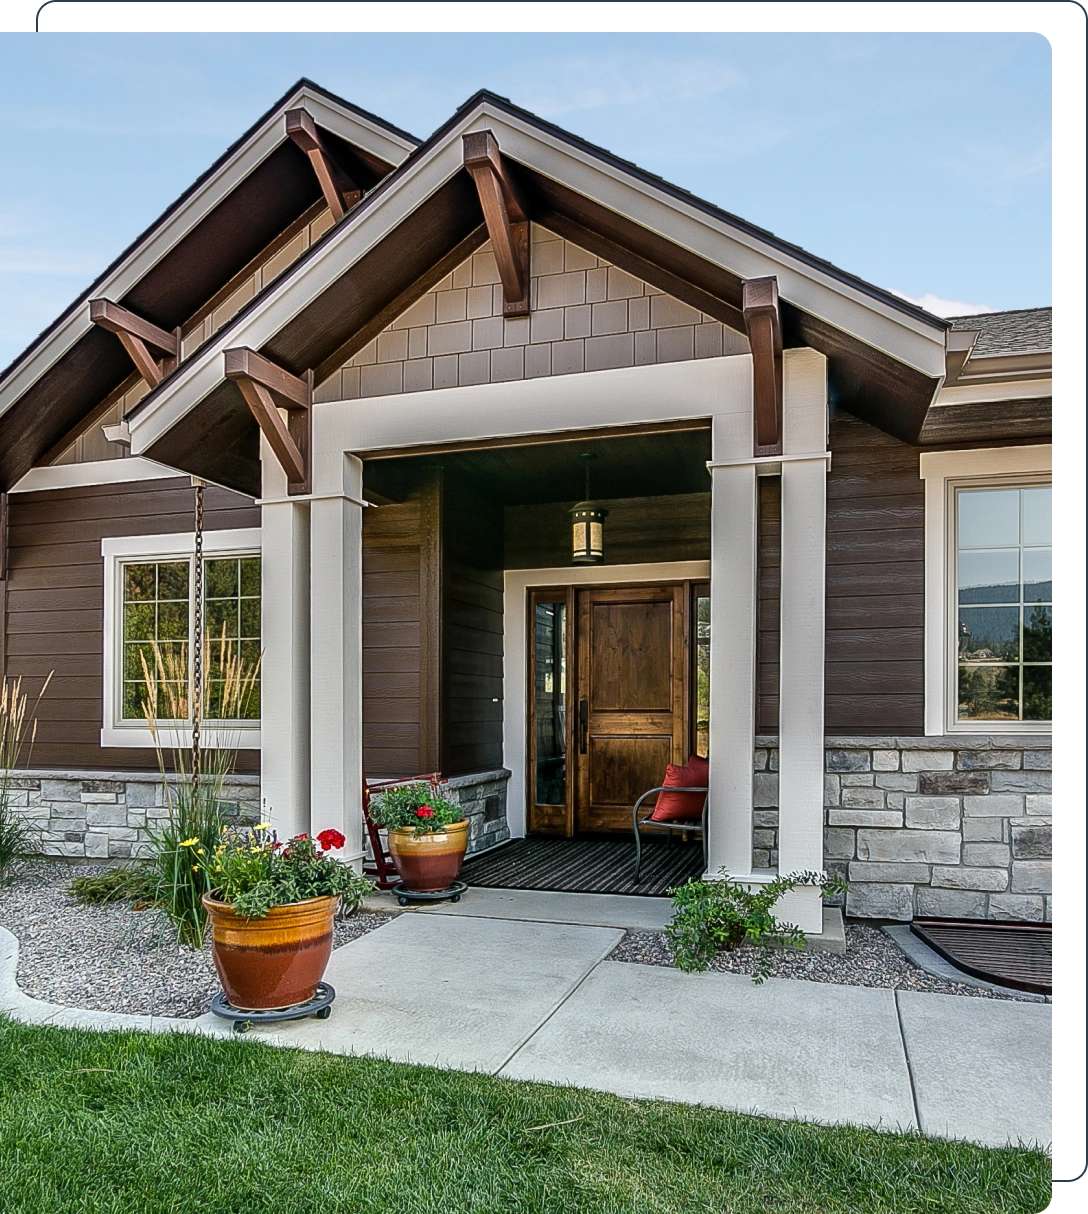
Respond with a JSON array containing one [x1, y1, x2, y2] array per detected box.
[[202, 892, 339, 1011], [387, 820, 469, 892]]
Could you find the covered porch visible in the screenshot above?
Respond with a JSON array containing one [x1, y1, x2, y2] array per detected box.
[[260, 349, 832, 933]]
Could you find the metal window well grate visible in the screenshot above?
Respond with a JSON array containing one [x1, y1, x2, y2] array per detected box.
[[910, 919, 1051, 995]]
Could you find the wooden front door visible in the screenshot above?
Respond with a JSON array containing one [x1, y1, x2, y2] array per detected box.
[[574, 584, 688, 834]]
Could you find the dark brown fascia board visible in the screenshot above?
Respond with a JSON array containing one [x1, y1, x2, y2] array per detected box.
[[0, 78, 417, 396], [918, 397, 1052, 446]]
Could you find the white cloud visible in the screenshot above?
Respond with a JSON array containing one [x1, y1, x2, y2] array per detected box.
[[891, 290, 997, 318]]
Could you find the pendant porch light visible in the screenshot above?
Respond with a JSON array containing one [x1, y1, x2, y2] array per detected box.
[[570, 452, 608, 565]]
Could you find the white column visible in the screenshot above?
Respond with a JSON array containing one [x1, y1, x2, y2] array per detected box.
[[309, 454, 364, 862], [258, 438, 310, 839], [775, 349, 829, 933], [706, 375, 758, 879]]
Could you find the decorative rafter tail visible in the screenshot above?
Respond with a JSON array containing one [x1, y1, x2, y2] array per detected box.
[[89, 298, 180, 390], [224, 347, 312, 496], [285, 108, 362, 223], [742, 276, 784, 456], [463, 130, 531, 317]]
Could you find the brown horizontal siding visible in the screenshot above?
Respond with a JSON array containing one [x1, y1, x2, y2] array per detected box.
[[824, 413, 924, 734], [758, 414, 926, 735], [3, 477, 258, 771], [362, 499, 422, 777]]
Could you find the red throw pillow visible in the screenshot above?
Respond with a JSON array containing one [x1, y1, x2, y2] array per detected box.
[[649, 755, 709, 823]]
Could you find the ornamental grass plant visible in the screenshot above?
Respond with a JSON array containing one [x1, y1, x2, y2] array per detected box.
[[666, 869, 849, 981], [368, 781, 465, 835], [195, 825, 373, 919], [139, 632, 260, 947], [0, 673, 52, 883]]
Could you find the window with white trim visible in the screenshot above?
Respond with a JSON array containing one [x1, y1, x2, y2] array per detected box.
[[920, 446, 1051, 735], [954, 484, 1051, 724], [102, 530, 262, 747]]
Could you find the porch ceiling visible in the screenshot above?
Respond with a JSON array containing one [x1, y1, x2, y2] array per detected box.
[[363, 424, 712, 506]]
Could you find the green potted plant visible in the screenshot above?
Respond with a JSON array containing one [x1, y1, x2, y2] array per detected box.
[[666, 869, 848, 982], [368, 782, 468, 893], [195, 825, 372, 1011]]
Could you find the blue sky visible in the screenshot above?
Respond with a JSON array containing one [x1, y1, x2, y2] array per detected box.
[[0, 31, 1051, 369]]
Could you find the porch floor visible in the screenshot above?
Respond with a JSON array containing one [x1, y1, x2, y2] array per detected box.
[[461, 836, 703, 898]]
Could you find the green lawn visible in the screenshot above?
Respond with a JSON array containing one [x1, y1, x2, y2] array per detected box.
[[0, 1017, 1048, 1214]]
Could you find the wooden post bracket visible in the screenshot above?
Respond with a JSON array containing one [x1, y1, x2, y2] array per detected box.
[[463, 130, 530, 317], [89, 299, 181, 390], [742, 276, 783, 456], [224, 347, 312, 496], [285, 108, 362, 223]]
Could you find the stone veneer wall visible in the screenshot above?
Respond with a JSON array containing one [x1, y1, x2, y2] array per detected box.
[[4, 768, 510, 864], [438, 769, 511, 855], [3, 771, 261, 860], [752, 736, 1052, 922]]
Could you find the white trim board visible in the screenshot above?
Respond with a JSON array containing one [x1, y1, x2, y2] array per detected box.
[[100, 528, 262, 749], [502, 560, 710, 839], [920, 445, 1052, 736], [10, 457, 185, 494]]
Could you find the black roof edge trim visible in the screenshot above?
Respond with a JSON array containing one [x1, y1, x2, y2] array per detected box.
[[0, 78, 420, 394]]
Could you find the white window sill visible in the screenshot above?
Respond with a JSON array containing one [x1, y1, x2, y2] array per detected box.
[[101, 722, 261, 750]]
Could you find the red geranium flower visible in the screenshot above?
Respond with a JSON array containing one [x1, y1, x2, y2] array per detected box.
[[415, 806, 434, 819], [317, 828, 346, 851]]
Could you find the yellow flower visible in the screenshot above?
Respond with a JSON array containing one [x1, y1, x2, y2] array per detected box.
[[180, 837, 199, 848], [254, 822, 270, 831], [191, 865, 199, 872]]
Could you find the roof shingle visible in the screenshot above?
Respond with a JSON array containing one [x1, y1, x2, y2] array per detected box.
[[950, 307, 1051, 357]]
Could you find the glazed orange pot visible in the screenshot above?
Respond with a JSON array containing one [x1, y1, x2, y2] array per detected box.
[[387, 820, 469, 892], [202, 893, 339, 1011]]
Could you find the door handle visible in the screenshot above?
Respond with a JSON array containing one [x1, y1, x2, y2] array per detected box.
[[579, 699, 589, 754]]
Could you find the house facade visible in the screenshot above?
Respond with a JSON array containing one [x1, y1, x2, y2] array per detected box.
[[0, 82, 1052, 932]]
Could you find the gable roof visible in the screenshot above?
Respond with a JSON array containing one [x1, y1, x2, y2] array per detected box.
[[0, 79, 417, 491], [8, 83, 1031, 498]]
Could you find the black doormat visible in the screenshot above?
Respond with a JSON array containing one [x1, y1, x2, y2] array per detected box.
[[911, 919, 1052, 994], [461, 837, 703, 898]]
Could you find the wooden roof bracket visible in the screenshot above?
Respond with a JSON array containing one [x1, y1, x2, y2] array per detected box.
[[89, 299, 181, 389], [463, 130, 530, 317], [742, 276, 783, 456], [224, 347, 312, 495], [285, 108, 362, 223]]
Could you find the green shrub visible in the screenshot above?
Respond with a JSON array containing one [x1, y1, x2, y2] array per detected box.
[[67, 865, 158, 905], [666, 869, 849, 981]]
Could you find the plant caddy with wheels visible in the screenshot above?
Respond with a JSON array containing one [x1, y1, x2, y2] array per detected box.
[[193, 824, 373, 1032], [367, 782, 469, 905]]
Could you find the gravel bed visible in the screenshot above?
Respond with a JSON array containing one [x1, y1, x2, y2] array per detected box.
[[611, 922, 1035, 1000], [0, 861, 394, 1019]]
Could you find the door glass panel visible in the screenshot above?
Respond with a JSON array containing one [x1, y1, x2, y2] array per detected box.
[[533, 602, 567, 805], [695, 593, 710, 758]]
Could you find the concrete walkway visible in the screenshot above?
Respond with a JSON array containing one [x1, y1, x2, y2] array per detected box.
[[0, 906, 1050, 1150]]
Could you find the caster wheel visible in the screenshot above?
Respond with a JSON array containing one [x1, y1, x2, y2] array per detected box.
[[451, 894, 461, 903], [398, 895, 409, 906], [315, 1005, 332, 1020], [233, 1021, 251, 1034]]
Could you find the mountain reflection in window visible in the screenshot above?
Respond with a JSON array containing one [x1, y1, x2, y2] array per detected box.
[[956, 486, 1050, 722]]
